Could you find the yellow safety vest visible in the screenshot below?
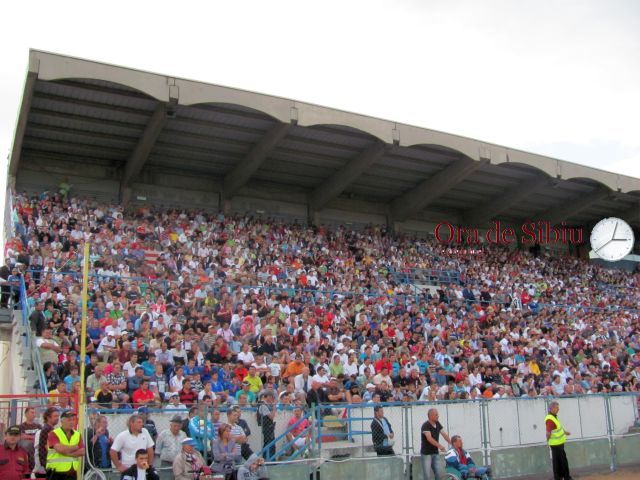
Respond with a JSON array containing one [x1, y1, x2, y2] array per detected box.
[[46, 427, 81, 472], [545, 414, 567, 446]]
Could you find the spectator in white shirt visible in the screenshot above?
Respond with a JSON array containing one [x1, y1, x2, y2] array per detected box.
[[110, 414, 155, 472], [237, 344, 255, 366], [123, 353, 141, 378], [311, 365, 330, 385], [97, 333, 117, 362], [170, 366, 187, 392]]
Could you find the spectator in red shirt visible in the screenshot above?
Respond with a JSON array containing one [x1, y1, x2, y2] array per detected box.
[[375, 357, 392, 374], [178, 379, 198, 406], [286, 405, 310, 452], [0, 425, 31, 480], [132, 380, 157, 407]]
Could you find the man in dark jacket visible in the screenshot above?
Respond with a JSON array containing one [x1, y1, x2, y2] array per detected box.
[[29, 301, 47, 335], [120, 449, 159, 480], [370, 406, 395, 456]]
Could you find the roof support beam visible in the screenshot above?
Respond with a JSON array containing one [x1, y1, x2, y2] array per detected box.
[[9, 71, 37, 178], [540, 187, 612, 226], [222, 122, 291, 200], [464, 176, 556, 226], [120, 102, 169, 203], [390, 157, 485, 222], [309, 141, 386, 212]]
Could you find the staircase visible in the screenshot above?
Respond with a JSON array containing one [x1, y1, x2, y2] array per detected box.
[[0, 294, 45, 396], [317, 414, 376, 459]]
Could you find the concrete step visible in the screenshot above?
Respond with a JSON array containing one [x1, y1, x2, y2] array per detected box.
[[319, 440, 376, 459], [322, 415, 347, 429], [0, 307, 13, 322]]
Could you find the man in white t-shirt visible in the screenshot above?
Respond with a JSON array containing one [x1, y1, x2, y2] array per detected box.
[[237, 344, 255, 366], [110, 414, 155, 471], [97, 333, 117, 362], [123, 353, 141, 378], [311, 365, 330, 385]]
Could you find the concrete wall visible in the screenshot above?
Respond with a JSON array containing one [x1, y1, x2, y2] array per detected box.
[[616, 435, 640, 466], [321, 456, 404, 479], [490, 445, 551, 478]]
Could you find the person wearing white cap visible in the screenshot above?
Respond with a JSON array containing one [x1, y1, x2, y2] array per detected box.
[[97, 332, 117, 362], [173, 437, 207, 480], [343, 350, 359, 377], [363, 383, 377, 402]]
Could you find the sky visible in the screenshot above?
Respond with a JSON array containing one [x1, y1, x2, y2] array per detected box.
[[1, 0, 639, 244]]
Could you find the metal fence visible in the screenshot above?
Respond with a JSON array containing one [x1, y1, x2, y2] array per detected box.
[[78, 393, 639, 479]]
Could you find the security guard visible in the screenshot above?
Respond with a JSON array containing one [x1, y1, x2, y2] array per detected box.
[[0, 425, 30, 480], [46, 410, 85, 480], [545, 401, 573, 480]]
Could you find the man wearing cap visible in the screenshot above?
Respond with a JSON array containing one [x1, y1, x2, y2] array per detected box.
[[0, 425, 30, 480], [173, 438, 207, 480], [45, 410, 85, 480], [164, 392, 189, 415], [155, 416, 186, 467], [97, 332, 117, 363], [363, 383, 377, 402], [236, 381, 257, 404]]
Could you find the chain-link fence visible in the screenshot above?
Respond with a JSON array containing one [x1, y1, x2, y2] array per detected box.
[[5, 393, 633, 480]]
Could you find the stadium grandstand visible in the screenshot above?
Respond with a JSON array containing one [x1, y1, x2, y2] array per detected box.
[[0, 50, 639, 479]]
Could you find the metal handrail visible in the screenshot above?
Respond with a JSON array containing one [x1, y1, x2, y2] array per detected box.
[[256, 412, 312, 461], [25, 269, 637, 314], [19, 276, 48, 396]]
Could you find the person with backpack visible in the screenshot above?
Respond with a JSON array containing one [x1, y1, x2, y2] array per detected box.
[[257, 391, 277, 459]]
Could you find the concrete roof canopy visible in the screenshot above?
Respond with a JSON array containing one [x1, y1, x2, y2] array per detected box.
[[9, 50, 640, 230]]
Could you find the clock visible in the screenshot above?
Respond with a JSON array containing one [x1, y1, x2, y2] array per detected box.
[[590, 217, 635, 262]]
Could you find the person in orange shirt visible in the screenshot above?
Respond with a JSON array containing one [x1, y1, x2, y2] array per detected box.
[[482, 383, 494, 399], [282, 356, 305, 379]]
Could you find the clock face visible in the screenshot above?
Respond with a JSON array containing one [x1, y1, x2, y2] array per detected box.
[[590, 217, 635, 262]]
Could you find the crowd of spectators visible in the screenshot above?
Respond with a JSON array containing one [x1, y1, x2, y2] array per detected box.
[[4, 190, 639, 414]]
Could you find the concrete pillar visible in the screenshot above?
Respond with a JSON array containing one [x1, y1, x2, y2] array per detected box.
[[221, 199, 233, 216]]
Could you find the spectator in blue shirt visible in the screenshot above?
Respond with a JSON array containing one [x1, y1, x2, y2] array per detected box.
[[141, 355, 157, 378], [128, 367, 145, 394], [64, 365, 81, 391]]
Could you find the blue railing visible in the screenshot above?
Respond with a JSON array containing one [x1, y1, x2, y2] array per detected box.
[[256, 411, 312, 461], [28, 269, 171, 294], [390, 267, 461, 285], [19, 276, 48, 395], [25, 269, 640, 319]]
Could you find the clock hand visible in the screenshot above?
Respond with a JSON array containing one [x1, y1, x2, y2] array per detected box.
[[594, 239, 612, 253], [611, 221, 618, 241], [610, 238, 631, 242]]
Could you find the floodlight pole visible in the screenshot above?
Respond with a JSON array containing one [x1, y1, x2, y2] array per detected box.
[[77, 241, 90, 480]]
